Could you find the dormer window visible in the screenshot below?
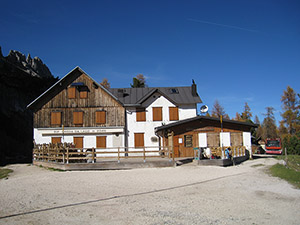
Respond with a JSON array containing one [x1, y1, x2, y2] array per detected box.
[[169, 88, 179, 94]]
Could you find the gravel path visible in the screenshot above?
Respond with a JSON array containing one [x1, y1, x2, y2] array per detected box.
[[1, 158, 299, 225]]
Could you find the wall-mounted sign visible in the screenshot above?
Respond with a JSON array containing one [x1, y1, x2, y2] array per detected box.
[[40, 127, 124, 136]]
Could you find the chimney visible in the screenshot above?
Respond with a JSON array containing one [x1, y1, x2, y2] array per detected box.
[[191, 79, 198, 97]]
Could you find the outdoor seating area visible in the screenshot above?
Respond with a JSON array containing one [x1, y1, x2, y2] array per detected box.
[[194, 146, 249, 166], [32, 143, 175, 170]]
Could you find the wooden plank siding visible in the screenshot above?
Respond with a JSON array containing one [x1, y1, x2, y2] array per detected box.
[[170, 127, 247, 157], [33, 73, 125, 128]]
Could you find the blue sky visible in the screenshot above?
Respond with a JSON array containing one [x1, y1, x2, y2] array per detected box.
[[1, 0, 299, 124]]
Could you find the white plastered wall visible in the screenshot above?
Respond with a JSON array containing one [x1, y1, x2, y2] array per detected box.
[[34, 128, 124, 150], [126, 94, 197, 149]]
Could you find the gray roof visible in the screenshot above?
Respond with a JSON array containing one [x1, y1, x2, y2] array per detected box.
[[109, 86, 202, 106]]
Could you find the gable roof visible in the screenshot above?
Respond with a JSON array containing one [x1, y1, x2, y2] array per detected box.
[[109, 85, 202, 107], [27, 67, 120, 112], [155, 115, 258, 136]]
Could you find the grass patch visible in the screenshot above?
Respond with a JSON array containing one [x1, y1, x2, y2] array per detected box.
[[276, 155, 300, 172], [47, 167, 65, 172], [38, 165, 65, 172], [251, 164, 265, 168], [269, 155, 300, 189], [0, 168, 13, 179]]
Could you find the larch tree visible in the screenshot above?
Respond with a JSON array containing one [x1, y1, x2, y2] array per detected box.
[[280, 86, 299, 135], [211, 100, 229, 119], [241, 102, 253, 122], [234, 112, 242, 121], [100, 78, 110, 89]]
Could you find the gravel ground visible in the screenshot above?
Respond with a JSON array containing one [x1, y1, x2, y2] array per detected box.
[[0, 158, 299, 225]]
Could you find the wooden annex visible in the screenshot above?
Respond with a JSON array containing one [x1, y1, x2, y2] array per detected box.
[[155, 116, 257, 158]]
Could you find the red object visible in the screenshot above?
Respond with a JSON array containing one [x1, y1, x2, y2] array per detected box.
[[265, 138, 282, 155]]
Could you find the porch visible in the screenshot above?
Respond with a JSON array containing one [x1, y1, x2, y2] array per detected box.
[[32, 143, 176, 170]]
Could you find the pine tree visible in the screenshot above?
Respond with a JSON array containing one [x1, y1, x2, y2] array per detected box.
[[254, 115, 263, 140], [262, 107, 278, 140], [131, 74, 146, 88]]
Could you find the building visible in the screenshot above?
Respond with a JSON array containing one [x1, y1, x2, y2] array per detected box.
[[28, 67, 202, 153], [27, 67, 125, 150], [155, 116, 258, 158], [109, 80, 202, 150]]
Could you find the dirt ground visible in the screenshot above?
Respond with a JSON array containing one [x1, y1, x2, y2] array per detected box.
[[0, 158, 299, 225]]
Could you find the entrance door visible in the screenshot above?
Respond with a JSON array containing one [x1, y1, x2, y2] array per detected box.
[[74, 137, 83, 149], [173, 136, 180, 157], [134, 133, 144, 148]]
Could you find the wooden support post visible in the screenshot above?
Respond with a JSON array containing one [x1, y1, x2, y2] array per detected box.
[[117, 147, 120, 163], [47, 145, 50, 162], [62, 146, 65, 164], [66, 147, 69, 164], [92, 148, 95, 163]]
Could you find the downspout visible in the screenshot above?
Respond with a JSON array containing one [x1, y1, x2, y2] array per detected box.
[[124, 109, 128, 156]]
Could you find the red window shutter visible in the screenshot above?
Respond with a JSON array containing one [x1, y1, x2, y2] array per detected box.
[[52, 137, 61, 144], [96, 111, 106, 124], [68, 87, 76, 99], [96, 136, 107, 148], [153, 107, 162, 121], [79, 90, 88, 99], [73, 111, 83, 125], [136, 110, 146, 122], [169, 107, 179, 121], [51, 112, 61, 125], [74, 137, 83, 148]]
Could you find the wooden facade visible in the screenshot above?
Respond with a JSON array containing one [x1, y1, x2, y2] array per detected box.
[[33, 73, 125, 128], [156, 116, 257, 157]]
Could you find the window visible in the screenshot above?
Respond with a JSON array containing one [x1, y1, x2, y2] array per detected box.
[[169, 107, 179, 121], [153, 107, 162, 121], [184, 135, 193, 147], [79, 90, 88, 99], [74, 137, 83, 148], [96, 111, 106, 124], [52, 137, 61, 144], [136, 109, 146, 122], [68, 87, 76, 99], [134, 133, 144, 148], [169, 88, 179, 94], [73, 111, 83, 125], [51, 112, 61, 125], [96, 136, 107, 148]]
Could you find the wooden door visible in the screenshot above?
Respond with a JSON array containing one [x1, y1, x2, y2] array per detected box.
[[74, 137, 83, 148], [173, 136, 180, 157], [134, 133, 144, 148]]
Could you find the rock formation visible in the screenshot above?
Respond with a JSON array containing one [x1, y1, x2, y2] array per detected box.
[[0, 47, 58, 165], [4, 49, 53, 78]]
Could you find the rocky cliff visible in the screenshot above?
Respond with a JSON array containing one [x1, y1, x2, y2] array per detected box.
[[0, 47, 58, 165]]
